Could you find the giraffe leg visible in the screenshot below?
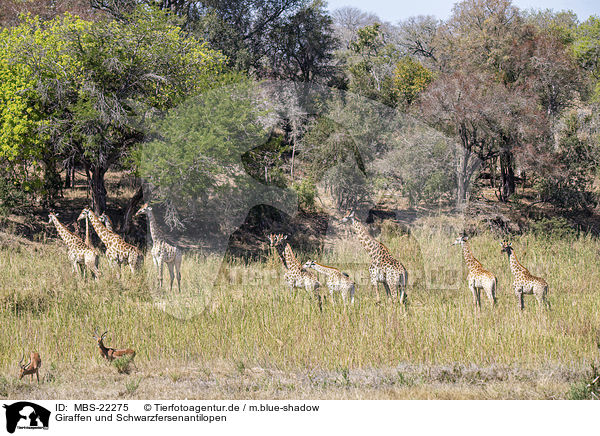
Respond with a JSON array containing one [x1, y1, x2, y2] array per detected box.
[[516, 289, 524, 311], [167, 262, 175, 292], [159, 260, 164, 289], [349, 284, 355, 305], [382, 281, 393, 300], [469, 284, 479, 308], [489, 278, 497, 306], [175, 252, 182, 292], [399, 270, 408, 305], [371, 277, 381, 303]]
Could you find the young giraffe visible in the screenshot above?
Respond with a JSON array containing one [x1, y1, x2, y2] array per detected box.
[[99, 213, 114, 231], [135, 203, 183, 292], [452, 235, 497, 308], [268, 234, 321, 304], [303, 260, 355, 305], [79, 208, 142, 276], [48, 212, 99, 279], [501, 241, 550, 310], [341, 211, 408, 304]]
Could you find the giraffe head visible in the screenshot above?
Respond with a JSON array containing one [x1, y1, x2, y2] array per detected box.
[[47, 211, 61, 224], [268, 233, 287, 247], [452, 235, 468, 246], [303, 260, 316, 269], [500, 241, 513, 255], [341, 210, 355, 223], [134, 203, 152, 217], [76, 208, 89, 222], [77, 208, 92, 222]]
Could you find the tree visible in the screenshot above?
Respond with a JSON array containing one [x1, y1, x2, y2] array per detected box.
[[419, 69, 548, 206], [536, 112, 599, 211], [393, 56, 434, 108], [573, 16, 600, 100], [397, 15, 440, 63], [2, 8, 225, 213], [344, 23, 403, 106], [331, 6, 379, 49], [269, 1, 338, 82]]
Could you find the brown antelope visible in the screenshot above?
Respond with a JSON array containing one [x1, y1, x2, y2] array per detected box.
[[93, 329, 136, 363], [18, 352, 41, 383]]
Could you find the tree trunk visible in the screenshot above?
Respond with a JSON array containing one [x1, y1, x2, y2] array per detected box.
[[499, 149, 515, 202], [122, 184, 144, 234], [89, 165, 107, 214]]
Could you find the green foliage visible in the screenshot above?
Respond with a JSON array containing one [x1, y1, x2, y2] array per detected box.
[[292, 176, 317, 210], [0, 178, 27, 215], [0, 8, 226, 210], [112, 354, 135, 374], [138, 78, 268, 209], [528, 217, 576, 240], [537, 114, 598, 211], [241, 134, 289, 188], [568, 363, 599, 400], [393, 56, 434, 107], [573, 16, 600, 99], [346, 23, 402, 106], [125, 377, 142, 394]]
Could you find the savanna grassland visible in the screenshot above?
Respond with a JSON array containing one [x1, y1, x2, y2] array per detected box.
[[1, 220, 599, 400]]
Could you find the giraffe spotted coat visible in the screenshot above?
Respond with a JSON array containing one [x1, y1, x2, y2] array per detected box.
[[501, 241, 549, 310], [81, 208, 142, 274], [303, 260, 355, 304], [49, 213, 99, 279], [453, 236, 496, 307], [342, 211, 407, 304]]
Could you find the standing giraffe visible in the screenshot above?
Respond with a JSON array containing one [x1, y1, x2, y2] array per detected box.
[[135, 203, 182, 292], [79, 208, 142, 276], [303, 260, 355, 305], [341, 210, 408, 304], [48, 212, 99, 279], [268, 234, 321, 303], [77, 210, 94, 249], [501, 241, 550, 310], [99, 213, 114, 232], [452, 235, 497, 308]]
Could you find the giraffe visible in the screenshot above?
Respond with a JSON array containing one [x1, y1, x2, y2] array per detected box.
[[134, 203, 182, 292], [501, 241, 550, 310], [79, 208, 142, 276], [268, 234, 321, 304], [99, 213, 114, 232], [303, 260, 355, 305], [452, 235, 497, 308], [48, 212, 99, 279], [77, 210, 94, 249], [341, 210, 408, 304]]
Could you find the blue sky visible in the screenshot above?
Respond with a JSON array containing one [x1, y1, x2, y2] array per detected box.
[[326, 0, 599, 22]]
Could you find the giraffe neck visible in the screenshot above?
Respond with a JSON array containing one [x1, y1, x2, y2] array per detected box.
[[309, 262, 338, 277], [87, 210, 115, 246], [284, 244, 301, 272], [50, 215, 80, 248], [462, 241, 480, 271], [508, 250, 526, 276], [145, 209, 164, 243], [350, 219, 380, 260], [273, 244, 288, 269], [85, 216, 91, 247]]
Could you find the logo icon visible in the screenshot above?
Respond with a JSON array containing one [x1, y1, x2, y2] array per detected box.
[[2, 402, 50, 434]]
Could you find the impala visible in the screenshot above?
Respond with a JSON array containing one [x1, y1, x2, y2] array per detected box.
[[92, 329, 136, 363], [18, 352, 41, 383]]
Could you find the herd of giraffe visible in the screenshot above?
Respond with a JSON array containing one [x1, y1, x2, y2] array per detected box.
[[47, 203, 182, 291], [270, 211, 549, 311], [47, 205, 549, 311]]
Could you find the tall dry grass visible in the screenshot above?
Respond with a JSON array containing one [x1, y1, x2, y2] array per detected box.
[[1, 223, 599, 398]]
